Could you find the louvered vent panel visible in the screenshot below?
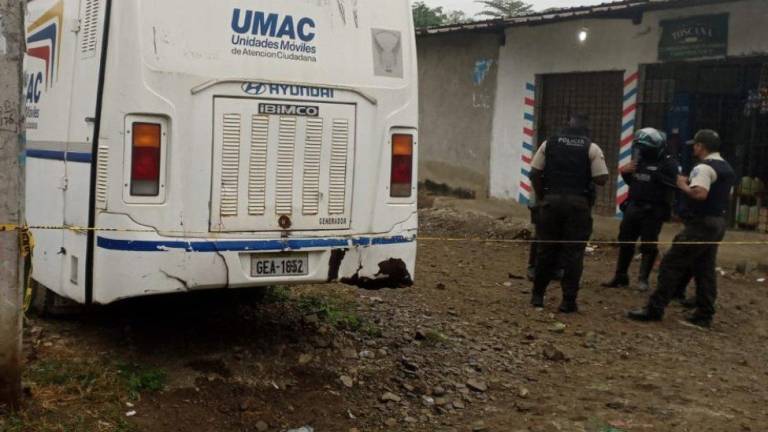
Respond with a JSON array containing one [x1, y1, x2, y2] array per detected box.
[[328, 119, 349, 215], [275, 117, 297, 215], [302, 118, 323, 215], [220, 114, 241, 217], [212, 98, 355, 232], [95, 145, 108, 207], [80, 0, 100, 57], [248, 115, 269, 216]]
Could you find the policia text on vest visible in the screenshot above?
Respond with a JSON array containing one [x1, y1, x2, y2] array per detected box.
[[529, 124, 610, 314]]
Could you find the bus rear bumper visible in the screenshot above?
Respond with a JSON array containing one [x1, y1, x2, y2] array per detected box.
[[92, 233, 417, 305]]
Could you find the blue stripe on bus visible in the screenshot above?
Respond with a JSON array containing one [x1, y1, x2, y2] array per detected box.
[[27, 149, 93, 163], [525, 83, 536, 92], [96, 235, 415, 252], [66, 152, 94, 163]]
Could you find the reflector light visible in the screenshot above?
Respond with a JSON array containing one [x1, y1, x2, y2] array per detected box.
[[131, 123, 161, 196], [390, 134, 413, 198]]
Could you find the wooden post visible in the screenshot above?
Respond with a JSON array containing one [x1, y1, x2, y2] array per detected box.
[[0, 0, 25, 411]]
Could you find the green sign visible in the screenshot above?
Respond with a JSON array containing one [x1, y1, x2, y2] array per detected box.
[[659, 14, 729, 61]]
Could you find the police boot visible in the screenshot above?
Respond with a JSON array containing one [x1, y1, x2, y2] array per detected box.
[[603, 246, 634, 288], [531, 285, 545, 308], [627, 306, 664, 322], [527, 265, 536, 282], [685, 313, 712, 329], [672, 281, 688, 303], [636, 251, 657, 291], [530, 276, 546, 307], [558, 296, 578, 314]]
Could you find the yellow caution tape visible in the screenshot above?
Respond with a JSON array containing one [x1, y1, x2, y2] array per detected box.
[[0, 224, 35, 312], [22, 228, 34, 312], [0, 220, 763, 313], [0, 223, 767, 246], [419, 236, 768, 246]]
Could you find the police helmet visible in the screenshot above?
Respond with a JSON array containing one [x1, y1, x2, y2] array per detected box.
[[634, 128, 667, 160]]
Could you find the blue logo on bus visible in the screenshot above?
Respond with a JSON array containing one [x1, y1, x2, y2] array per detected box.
[[242, 83, 267, 95], [241, 83, 335, 99], [231, 9, 316, 43]]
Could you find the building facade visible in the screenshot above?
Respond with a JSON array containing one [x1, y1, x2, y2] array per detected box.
[[417, 32, 501, 197], [418, 0, 768, 220]]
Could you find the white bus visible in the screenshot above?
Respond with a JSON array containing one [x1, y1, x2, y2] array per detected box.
[[24, 0, 418, 310]]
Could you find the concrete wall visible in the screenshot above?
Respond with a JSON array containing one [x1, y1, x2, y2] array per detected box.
[[491, 0, 768, 200], [417, 32, 501, 197]]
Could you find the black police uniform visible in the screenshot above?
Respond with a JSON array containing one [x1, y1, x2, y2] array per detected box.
[[533, 133, 594, 307], [613, 154, 680, 286], [646, 158, 735, 321]]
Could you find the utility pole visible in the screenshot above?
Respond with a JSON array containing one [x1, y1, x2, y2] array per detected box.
[[0, 0, 25, 411]]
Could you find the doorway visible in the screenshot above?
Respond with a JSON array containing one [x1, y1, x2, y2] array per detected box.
[[537, 71, 624, 215]]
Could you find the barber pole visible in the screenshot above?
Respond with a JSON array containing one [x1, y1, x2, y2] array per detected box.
[[519, 82, 536, 205], [617, 71, 639, 214]]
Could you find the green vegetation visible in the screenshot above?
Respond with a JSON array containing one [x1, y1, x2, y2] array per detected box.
[[412, 1, 469, 28], [475, 0, 533, 19], [117, 363, 168, 399], [1, 358, 165, 432], [296, 294, 365, 331], [261, 286, 292, 304], [28, 359, 99, 388]]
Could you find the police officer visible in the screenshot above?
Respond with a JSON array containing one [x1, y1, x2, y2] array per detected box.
[[527, 194, 564, 282], [527, 196, 540, 280], [603, 128, 680, 291], [628, 130, 735, 328], [529, 114, 609, 313]]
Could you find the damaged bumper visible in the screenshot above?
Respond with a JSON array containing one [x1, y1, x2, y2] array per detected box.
[[92, 232, 417, 304]]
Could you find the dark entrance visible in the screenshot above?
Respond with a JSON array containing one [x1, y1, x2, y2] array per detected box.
[[537, 71, 624, 215], [639, 58, 768, 230]]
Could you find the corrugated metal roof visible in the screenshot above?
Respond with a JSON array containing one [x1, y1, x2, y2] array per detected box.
[[416, 0, 741, 36]]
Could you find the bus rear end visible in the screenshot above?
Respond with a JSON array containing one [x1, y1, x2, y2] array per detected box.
[[90, 0, 418, 303]]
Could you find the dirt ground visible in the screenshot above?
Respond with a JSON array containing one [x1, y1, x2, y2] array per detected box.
[[2, 197, 768, 432]]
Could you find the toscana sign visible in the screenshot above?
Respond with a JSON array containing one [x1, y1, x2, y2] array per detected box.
[[659, 14, 729, 61]]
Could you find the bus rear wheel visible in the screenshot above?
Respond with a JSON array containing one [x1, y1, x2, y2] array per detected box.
[[28, 280, 83, 318]]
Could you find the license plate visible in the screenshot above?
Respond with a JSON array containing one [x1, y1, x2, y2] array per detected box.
[[251, 254, 309, 277]]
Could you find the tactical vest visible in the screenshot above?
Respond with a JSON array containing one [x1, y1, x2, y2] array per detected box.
[[686, 159, 735, 218], [543, 134, 592, 197], [627, 155, 676, 206]]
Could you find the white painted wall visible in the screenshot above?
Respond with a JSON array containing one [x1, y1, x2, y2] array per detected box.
[[490, 0, 768, 200]]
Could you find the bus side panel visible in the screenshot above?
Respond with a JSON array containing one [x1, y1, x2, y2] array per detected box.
[[26, 159, 65, 292], [60, 0, 108, 301], [24, 0, 81, 301]]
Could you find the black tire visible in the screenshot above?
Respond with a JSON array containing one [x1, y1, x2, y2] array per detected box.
[[237, 287, 269, 304], [27, 280, 83, 318], [27, 279, 49, 317]]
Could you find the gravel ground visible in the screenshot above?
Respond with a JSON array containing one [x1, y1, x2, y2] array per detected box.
[[3, 201, 768, 432]]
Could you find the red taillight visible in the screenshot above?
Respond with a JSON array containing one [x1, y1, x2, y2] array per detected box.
[[131, 123, 161, 196], [390, 134, 413, 198]]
